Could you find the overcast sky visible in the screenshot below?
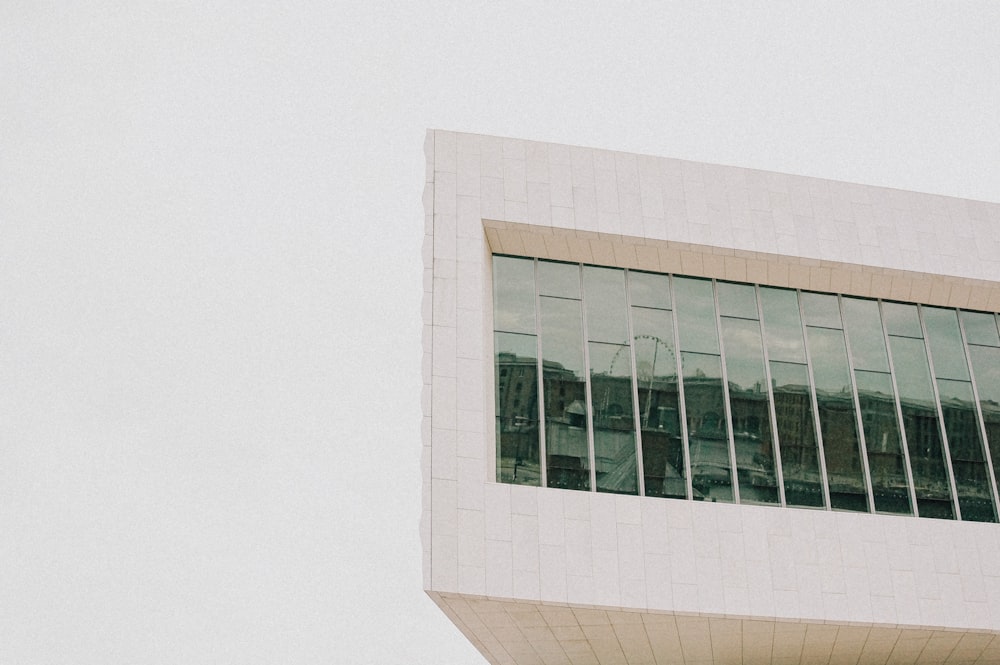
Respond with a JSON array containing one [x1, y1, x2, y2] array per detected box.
[[2, 3, 999, 664]]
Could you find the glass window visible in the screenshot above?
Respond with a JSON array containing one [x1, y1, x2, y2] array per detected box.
[[538, 260, 580, 299], [540, 296, 590, 491], [770, 361, 824, 507], [584, 266, 628, 344], [493, 256, 536, 334], [495, 332, 541, 485], [807, 326, 869, 512], [628, 271, 671, 310], [969, 345, 1000, 500], [721, 317, 778, 504], [889, 334, 955, 519], [842, 297, 891, 372], [937, 378, 997, 522], [962, 311, 1000, 348], [854, 370, 911, 514], [490, 255, 1000, 522], [924, 307, 972, 381], [675, 277, 720, 355], [589, 342, 638, 495], [717, 281, 758, 320], [883, 302, 922, 338], [632, 306, 685, 499], [760, 287, 807, 364], [681, 351, 733, 503], [801, 292, 842, 329]]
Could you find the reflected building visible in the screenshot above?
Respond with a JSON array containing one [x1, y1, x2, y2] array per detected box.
[[422, 132, 1000, 664]]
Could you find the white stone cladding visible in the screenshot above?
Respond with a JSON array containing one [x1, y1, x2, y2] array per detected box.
[[421, 130, 1000, 663]]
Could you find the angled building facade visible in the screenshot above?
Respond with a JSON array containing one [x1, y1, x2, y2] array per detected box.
[[421, 130, 1000, 664]]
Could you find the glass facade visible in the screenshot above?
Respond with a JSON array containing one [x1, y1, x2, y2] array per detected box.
[[492, 255, 1000, 521]]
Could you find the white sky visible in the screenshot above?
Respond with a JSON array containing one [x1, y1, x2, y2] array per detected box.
[[2, 3, 999, 663]]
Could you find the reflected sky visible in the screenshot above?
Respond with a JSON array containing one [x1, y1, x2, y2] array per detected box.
[[963, 311, 1000, 348], [759, 287, 807, 363], [537, 259, 580, 299], [628, 271, 670, 310], [924, 307, 971, 381], [674, 277, 719, 354], [843, 297, 890, 372], [717, 281, 757, 320], [584, 266, 628, 344], [493, 255, 536, 334], [801, 292, 842, 329]]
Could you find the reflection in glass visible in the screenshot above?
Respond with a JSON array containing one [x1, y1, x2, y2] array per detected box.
[[962, 311, 1000, 348], [629, 271, 670, 310], [538, 260, 580, 299], [495, 332, 541, 485], [924, 307, 971, 381], [854, 370, 911, 514], [969, 345, 1000, 499], [584, 266, 628, 344], [589, 342, 638, 494], [493, 256, 536, 334], [938, 379, 997, 522], [632, 307, 685, 498], [807, 326, 869, 511], [883, 302, 922, 338], [721, 317, 778, 504], [770, 361, 824, 507], [801, 292, 842, 329], [760, 287, 807, 363], [540, 296, 590, 491], [717, 282, 758, 320], [842, 297, 890, 372], [675, 277, 719, 355], [889, 334, 954, 518], [682, 351, 733, 502]]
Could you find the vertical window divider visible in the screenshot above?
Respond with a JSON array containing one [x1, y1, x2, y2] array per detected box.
[[669, 275, 694, 501], [958, 312, 1000, 520], [838, 295, 877, 514], [580, 265, 598, 493], [714, 280, 741, 505], [798, 290, 833, 510], [533, 259, 547, 489], [624, 270, 646, 497], [756, 285, 787, 507], [879, 300, 920, 516], [918, 305, 963, 520]]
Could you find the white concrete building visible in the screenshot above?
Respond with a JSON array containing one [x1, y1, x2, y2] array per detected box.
[[421, 130, 1000, 664]]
